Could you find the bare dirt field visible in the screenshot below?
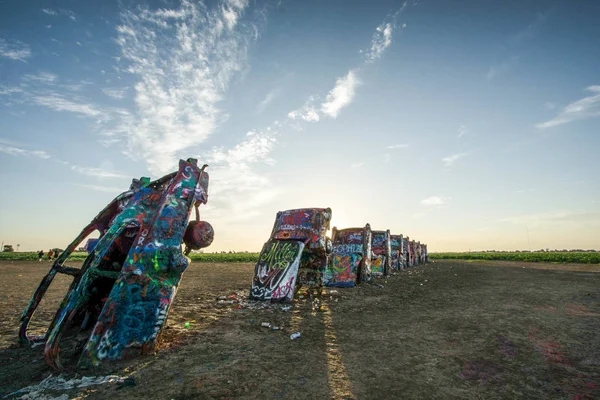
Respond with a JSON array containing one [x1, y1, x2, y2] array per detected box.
[[1, 259, 599, 399]]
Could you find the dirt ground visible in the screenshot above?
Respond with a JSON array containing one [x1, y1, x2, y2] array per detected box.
[[1, 259, 599, 399]]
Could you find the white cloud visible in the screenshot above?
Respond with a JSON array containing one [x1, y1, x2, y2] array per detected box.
[[23, 72, 58, 84], [41, 8, 57, 15], [206, 127, 279, 222], [320, 70, 360, 118], [289, 70, 360, 122], [111, 0, 255, 175], [544, 102, 556, 110], [420, 196, 449, 206], [442, 152, 468, 167], [387, 144, 408, 149], [0, 144, 50, 159], [0, 38, 31, 61], [536, 86, 600, 129], [75, 184, 126, 193], [364, 2, 408, 63], [288, 103, 320, 122], [457, 125, 467, 138], [70, 165, 129, 179], [351, 162, 364, 169], [486, 56, 519, 80], [102, 87, 128, 99], [0, 86, 23, 96], [32, 95, 102, 117], [366, 22, 393, 63]]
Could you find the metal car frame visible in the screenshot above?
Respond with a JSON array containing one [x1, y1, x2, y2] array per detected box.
[[325, 224, 373, 287], [19, 158, 212, 369], [371, 230, 392, 277], [250, 208, 332, 302]]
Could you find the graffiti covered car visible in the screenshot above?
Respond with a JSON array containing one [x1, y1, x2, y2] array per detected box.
[[250, 208, 332, 302], [371, 230, 392, 277], [325, 224, 373, 287], [390, 234, 404, 271], [20, 158, 213, 369]]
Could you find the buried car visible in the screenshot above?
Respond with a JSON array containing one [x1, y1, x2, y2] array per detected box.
[[371, 230, 392, 277], [19, 158, 213, 369], [324, 224, 373, 287], [250, 208, 332, 302], [390, 234, 405, 271]]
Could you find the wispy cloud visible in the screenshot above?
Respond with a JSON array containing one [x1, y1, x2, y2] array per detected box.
[[0, 144, 50, 159], [41, 8, 58, 16], [288, 69, 360, 121], [23, 72, 58, 84], [511, 12, 549, 44], [70, 165, 129, 179], [75, 184, 126, 193], [365, 2, 407, 63], [536, 86, 600, 129], [206, 128, 279, 221], [486, 56, 519, 81], [387, 144, 408, 149], [102, 87, 128, 100], [420, 196, 449, 206], [111, 0, 256, 175], [0, 38, 31, 62], [442, 152, 468, 167], [320, 70, 360, 118], [0, 86, 23, 96], [457, 125, 467, 138], [32, 95, 102, 117], [41, 8, 77, 21], [288, 96, 320, 122], [289, 6, 412, 123], [366, 23, 393, 63], [351, 162, 365, 169], [257, 88, 280, 114]]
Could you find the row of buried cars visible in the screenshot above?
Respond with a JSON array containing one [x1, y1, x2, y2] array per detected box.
[[250, 207, 428, 302]]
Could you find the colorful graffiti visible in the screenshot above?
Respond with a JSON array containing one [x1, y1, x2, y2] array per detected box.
[[251, 208, 332, 301], [371, 230, 391, 277], [325, 225, 372, 287], [19, 158, 213, 369], [390, 234, 403, 271], [250, 240, 304, 301]]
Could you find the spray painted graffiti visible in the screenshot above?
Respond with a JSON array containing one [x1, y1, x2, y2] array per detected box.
[[371, 230, 391, 277], [250, 240, 305, 302], [251, 208, 332, 301], [390, 234, 404, 271], [19, 158, 213, 369], [325, 224, 373, 287]]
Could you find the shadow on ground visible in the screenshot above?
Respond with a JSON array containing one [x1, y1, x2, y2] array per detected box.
[[1, 260, 599, 399]]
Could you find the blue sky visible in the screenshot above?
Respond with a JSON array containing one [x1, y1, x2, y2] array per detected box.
[[0, 0, 599, 252]]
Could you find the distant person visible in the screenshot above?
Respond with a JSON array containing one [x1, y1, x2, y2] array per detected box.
[[38, 250, 44, 262], [48, 249, 54, 261]]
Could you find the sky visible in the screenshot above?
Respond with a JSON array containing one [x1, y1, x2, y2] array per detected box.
[[0, 0, 599, 253]]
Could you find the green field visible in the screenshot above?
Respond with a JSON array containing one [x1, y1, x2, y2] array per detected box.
[[429, 251, 600, 264], [0, 251, 260, 263], [2, 251, 599, 264]]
